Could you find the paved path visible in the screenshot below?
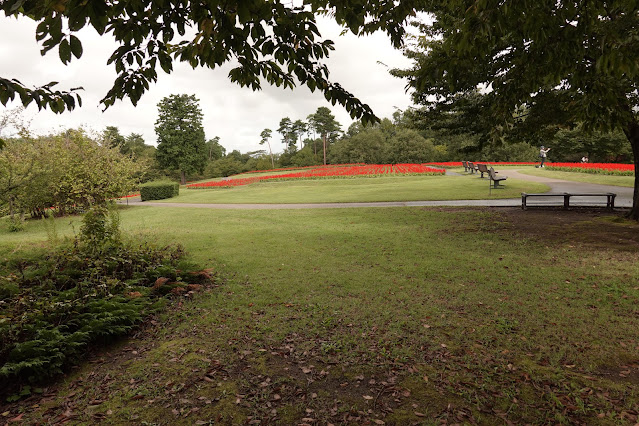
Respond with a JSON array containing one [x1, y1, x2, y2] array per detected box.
[[121, 170, 633, 209]]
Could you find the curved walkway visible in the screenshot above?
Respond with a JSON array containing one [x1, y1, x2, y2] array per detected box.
[[121, 170, 633, 209]]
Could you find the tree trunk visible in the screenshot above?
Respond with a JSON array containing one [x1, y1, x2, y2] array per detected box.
[[267, 141, 274, 168], [180, 170, 186, 185], [8, 195, 15, 219], [323, 134, 327, 165], [623, 119, 639, 220]]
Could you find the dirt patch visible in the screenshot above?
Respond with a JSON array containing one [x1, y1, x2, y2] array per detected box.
[[596, 363, 639, 385], [497, 208, 639, 252]]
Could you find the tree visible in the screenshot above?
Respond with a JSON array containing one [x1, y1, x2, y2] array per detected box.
[[205, 136, 225, 161], [0, 1, 424, 122], [292, 119, 308, 151], [308, 107, 341, 164], [278, 118, 296, 151], [155, 94, 207, 184], [260, 128, 275, 168], [122, 133, 156, 160], [1, 129, 142, 218], [395, 2, 639, 219], [102, 126, 125, 149]]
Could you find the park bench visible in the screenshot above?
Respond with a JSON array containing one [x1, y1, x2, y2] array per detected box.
[[467, 161, 476, 174], [521, 192, 616, 210], [462, 161, 469, 172], [488, 166, 507, 188], [476, 163, 489, 178]]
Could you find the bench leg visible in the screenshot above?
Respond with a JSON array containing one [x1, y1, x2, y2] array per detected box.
[[564, 195, 570, 209], [522, 195, 527, 210]]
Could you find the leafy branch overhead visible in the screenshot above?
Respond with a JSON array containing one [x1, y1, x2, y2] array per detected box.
[[1, 1, 420, 123]]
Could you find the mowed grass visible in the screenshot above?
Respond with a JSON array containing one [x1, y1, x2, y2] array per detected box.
[[517, 167, 635, 187], [164, 175, 548, 204], [2, 205, 639, 424]]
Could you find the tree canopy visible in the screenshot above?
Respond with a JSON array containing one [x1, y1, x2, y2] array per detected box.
[[155, 94, 207, 184], [394, 1, 639, 218], [0, 129, 141, 218], [0, 1, 421, 123]]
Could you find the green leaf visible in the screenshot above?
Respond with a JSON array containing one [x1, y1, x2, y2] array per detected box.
[[59, 39, 72, 64], [69, 35, 83, 59]]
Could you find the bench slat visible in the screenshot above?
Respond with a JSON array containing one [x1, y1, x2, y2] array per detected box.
[[522, 192, 616, 210]]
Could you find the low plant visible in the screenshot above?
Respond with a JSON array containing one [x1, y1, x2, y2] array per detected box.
[[7, 217, 25, 233], [0, 206, 213, 396]]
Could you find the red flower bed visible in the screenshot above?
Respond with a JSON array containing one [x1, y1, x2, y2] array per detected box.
[[187, 164, 445, 189], [546, 163, 634, 176]]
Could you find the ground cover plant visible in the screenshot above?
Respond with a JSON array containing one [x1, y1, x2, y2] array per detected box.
[[1, 205, 638, 424], [0, 206, 214, 399], [187, 164, 445, 189]]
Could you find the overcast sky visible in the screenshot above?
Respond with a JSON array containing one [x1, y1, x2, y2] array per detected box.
[[0, 14, 415, 154]]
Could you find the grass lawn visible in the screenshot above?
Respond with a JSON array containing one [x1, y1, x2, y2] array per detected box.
[[1, 205, 639, 424], [163, 175, 548, 204], [517, 167, 635, 187]]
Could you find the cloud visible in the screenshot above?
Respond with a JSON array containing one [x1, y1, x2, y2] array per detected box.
[[0, 14, 413, 154]]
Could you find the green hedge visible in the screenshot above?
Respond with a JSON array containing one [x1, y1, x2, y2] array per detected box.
[[140, 181, 179, 201]]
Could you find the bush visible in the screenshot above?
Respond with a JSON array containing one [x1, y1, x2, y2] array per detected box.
[[7, 217, 25, 233], [140, 180, 179, 201], [0, 238, 212, 392]]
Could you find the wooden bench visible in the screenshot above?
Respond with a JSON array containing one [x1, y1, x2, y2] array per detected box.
[[521, 192, 616, 210], [488, 166, 507, 188], [476, 163, 489, 178], [466, 161, 475, 173]]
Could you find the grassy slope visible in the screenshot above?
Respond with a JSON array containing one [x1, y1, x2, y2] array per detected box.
[[517, 167, 635, 187], [164, 175, 548, 204], [1, 206, 638, 424]]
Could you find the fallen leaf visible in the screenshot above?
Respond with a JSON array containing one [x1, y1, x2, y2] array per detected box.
[[9, 413, 24, 422], [363, 395, 373, 400], [414, 412, 425, 417]]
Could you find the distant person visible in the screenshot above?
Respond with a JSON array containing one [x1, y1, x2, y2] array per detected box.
[[581, 156, 589, 163], [539, 146, 551, 167]]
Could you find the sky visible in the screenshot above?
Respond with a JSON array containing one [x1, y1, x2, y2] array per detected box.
[[0, 14, 415, 154]]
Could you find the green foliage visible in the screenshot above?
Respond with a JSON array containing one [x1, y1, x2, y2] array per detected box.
[[205, 136, 225, 161], [289, 146, 321, 167], [330, 118, 436, 164], [7, 217, 25, 233], [0, 129, 144, 218], [394, 1, 639, 217], [551, 126, 632, 163], [480, 142, 539, 163], [79, 205, 121, 253], [1, 1, 423, 122], [155, 94, 207, 184], [0, 227, 210, 390], [140, 181, 179, 201]]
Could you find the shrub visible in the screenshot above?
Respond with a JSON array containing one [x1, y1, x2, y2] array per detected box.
[[0, 205, 213, 397], [140, 180, 179, 201], [7, 217, 25, 233], [0, 239, 211, 391]]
